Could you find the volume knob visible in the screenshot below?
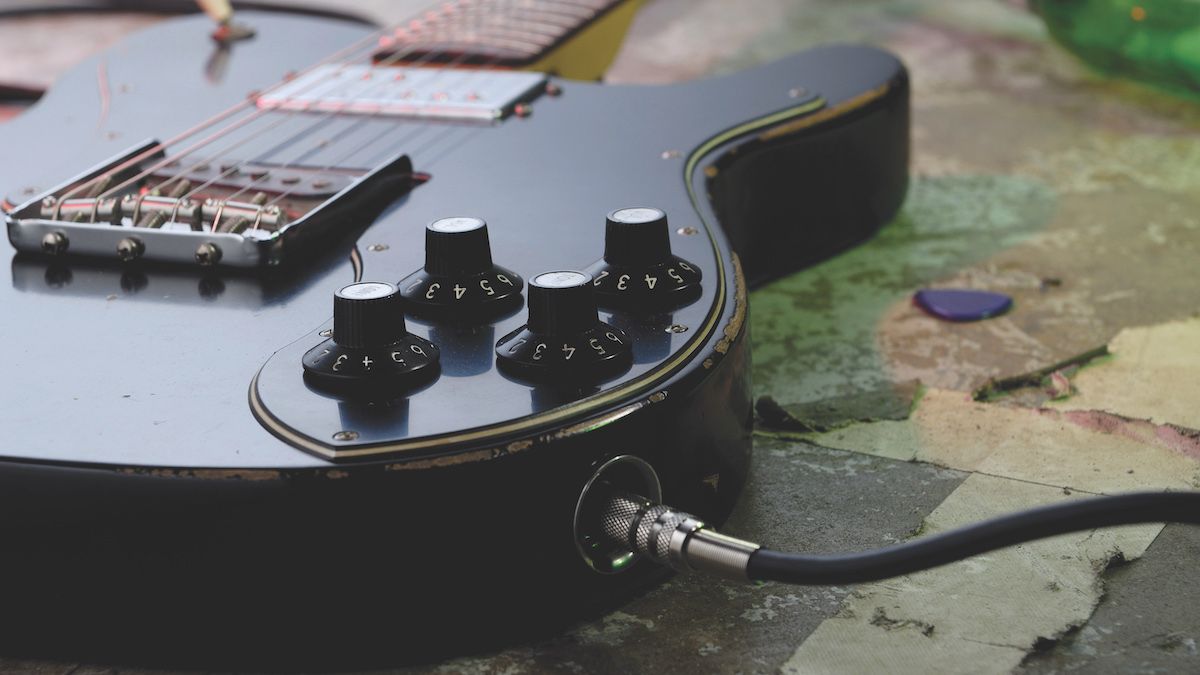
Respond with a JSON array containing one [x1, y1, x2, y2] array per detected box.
[[399, 217, 523, 320], [495, 271, 632, 383], [332, 281, 408, 349], [302, 282, 440, 393], [585, 207, 702, 311]]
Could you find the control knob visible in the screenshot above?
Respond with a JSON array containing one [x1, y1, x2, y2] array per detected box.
[[302, 281, 439, 393], [495, 271, 631, 382], [399, 217, 523, 319], [584, 207, 702, 311]]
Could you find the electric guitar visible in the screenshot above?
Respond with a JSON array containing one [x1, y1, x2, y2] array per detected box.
[[0, 0, 908, 666]]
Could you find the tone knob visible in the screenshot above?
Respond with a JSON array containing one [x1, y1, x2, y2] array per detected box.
[[302, 282, 440, 393], [495, 271, 632, 383], [399, 217, 523, 320], [584, 207, 702, 311]]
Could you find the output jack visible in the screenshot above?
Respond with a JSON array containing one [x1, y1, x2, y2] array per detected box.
[[574, 455, 662, 574]]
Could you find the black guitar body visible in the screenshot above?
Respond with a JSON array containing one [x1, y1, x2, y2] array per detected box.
[[0, 12, 907, 667]]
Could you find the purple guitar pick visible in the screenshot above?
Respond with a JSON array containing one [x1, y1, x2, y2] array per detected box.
[[913, 288, 1013, 322]]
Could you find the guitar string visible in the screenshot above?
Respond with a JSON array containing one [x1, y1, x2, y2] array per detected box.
[[209, 6, 521, 224], [172, 0, 570, 204], [101, 0, 555, 230], [53, 12, 401, 210], [92, 0, 459, 210], [160, 22, 461, 213], [64, 0, 600, 208], [252, 1, 621, 212]]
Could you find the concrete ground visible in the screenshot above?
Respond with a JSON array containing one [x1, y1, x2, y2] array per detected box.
[[1, 0, 1199, 672]]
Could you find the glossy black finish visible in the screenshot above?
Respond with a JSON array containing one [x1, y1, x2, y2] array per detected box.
[[0, 10, 907, 665]]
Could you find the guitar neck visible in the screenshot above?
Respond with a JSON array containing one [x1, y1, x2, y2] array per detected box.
[[373, 0, 636, 72]]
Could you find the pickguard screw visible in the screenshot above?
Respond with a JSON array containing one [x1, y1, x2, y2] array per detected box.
[[667, 324, 689, 333], [661, 150, 681, 159], [367, 243, 389, 252], [41, 231, 69, 255], [545, 82, 562, 96], [677, 227, 698, 236], [319, 329, 333, 337], [195, 242, 222, 266], [789, 87, 808, 98], [332, 430, 359, 442], [116, 237, 144, 262]]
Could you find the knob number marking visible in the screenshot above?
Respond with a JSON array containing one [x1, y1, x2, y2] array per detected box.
[[453, 284, 466, 300], [590, 338, 607, 355], [668, 268, 683, 284], [617, 274, 629, 291], [532, 343, 547, 361], [480, 279, 495, 296], [593, 271, 609, 286], [332, 354, 348, 372], [644, 274, 657, 289], [425, 283, 441, 300]]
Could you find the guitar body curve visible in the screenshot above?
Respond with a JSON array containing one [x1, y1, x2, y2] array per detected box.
[[0, 11, 907, 665]]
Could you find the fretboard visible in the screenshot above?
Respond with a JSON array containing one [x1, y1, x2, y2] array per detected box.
[[373, 0, 628, 68]]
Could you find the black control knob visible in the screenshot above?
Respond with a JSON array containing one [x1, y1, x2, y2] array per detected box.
[[584, 207, 702, 311], [495, 271, 632, 383], [399, 217, 523, 320], [303, 282, 439, 393]]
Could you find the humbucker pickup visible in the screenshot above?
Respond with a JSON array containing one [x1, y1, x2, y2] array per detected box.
[[256, 65, 547, 122]]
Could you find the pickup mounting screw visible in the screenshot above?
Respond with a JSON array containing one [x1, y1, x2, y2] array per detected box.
[[41, 231, 69, 255], [332, 430, 359, 442], [319, 329, 333, 337], [367, 243, 389, 252], [195, 242, 223, 266], [789, 87, 808, 98], [667, 324, 689, 334], [677, 227, 698, 236], [116, 237, 145, 262], [661, 150, 681, 159]]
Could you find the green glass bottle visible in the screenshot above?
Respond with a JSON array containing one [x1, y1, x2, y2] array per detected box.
[[1031, 0, 1200, 98]]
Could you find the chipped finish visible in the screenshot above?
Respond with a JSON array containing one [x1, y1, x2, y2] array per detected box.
[[713, 253, 746, 356], [114, 467, 282, 481]]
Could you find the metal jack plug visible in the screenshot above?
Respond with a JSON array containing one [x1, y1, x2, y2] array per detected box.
[[591, 485, 760, 581]]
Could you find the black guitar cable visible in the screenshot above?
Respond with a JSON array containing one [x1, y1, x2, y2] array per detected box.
[[590, 484, 1200, 584]]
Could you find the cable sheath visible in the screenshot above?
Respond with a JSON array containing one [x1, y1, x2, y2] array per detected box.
[[747, 491, 1200, 585]]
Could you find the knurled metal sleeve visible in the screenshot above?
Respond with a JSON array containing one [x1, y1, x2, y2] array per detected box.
[[592, 486, 760, 579]]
